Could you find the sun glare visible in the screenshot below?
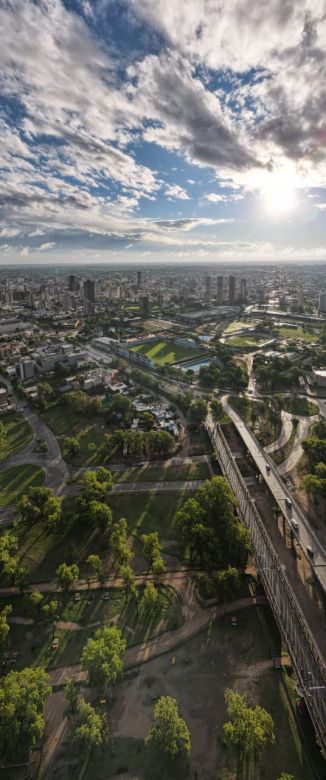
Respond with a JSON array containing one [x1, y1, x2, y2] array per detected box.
[[261, 170, 298, 217]]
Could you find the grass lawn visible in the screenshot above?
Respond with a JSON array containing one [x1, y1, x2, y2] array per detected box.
[[227, 334, 268, 347], [0, 413, 33, 461], [9, 492, 189, 581], [113, 461, 210, 484], [7, 585, 183, 671], [130, 339, 205, 366], [275, 326, 320, 342], [223, 319, 250, 335], [41, 405, 117, 466], [0, 464, 44, 507], [279, 395, 319, 417]]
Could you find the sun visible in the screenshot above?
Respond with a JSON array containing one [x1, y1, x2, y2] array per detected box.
[[261, 170, 298, 217]]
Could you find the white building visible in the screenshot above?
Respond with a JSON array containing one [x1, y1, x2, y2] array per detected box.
[[20, 358, 35, 381], [312, 368, 326, 388]]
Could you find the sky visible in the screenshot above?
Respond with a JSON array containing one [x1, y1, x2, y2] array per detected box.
[[0, 0, 326, 265]]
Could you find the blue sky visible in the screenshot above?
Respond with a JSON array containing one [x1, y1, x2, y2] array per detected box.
[[0, 0, 325, 264]]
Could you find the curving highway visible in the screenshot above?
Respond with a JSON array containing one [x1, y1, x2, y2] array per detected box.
[[218, 397, 326, 593]]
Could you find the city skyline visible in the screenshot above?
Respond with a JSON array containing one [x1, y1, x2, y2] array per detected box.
[[0, 0, 326, 265]]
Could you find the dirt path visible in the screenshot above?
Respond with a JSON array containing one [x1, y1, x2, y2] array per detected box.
[[49, 595, 267, 688]]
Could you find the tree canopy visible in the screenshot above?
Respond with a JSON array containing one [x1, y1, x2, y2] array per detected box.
[[223, 689, 275, 760], [0, 667, 51, 758], [17, 487, 62, 529], [176, 477, 249, 570], [145, 696, 191, 759], [56, 562, 79, 591], [81, 626, 126, 689], [74, 698, 108, 750]]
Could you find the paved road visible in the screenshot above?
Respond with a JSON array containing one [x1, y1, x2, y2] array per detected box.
[[278, 414, 318, 475], [66, 479, 204, 497], [219, 397, 326, 591], [264, 410, 293, 454], [70, 454, 209, 477], [0, 374, 69, 494]]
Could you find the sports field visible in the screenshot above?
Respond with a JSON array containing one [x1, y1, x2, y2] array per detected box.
[[130, 338, 205, 366]]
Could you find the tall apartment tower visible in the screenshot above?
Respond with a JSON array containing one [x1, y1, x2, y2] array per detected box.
[[141, 295, 150, 318], [205, 274, 212, 304], [228, 275, 236, 305], [83, 278, 96, 314], [318, 291, 326, 314], [217, 275, 224, 305], [137, 270, 142, 289], [68, 274, 78, 291], [240, 278, 247, 303]]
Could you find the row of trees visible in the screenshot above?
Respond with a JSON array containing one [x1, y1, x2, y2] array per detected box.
[[302, 419, 326, 500], [105, 428, 174, 457], [253, 354, 301, 391]]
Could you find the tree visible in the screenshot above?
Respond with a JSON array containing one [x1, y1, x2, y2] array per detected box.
[[0, 421, 7, 443], [145, 696, 191, 759], [119, 564, 137, 602], [87, 500, 113, 532], [80, 468, 113, 503], [211, 398, 223, 422], [277, 775, 294, 780], [223, 689, 275, 761], [86, 554, 104, 587], [141, 532, 165, 575], [109, 393, 133, 423], [56, 562, 79, 592], [0, 667, 51, 758], [176, 477, 249, 570], [63, 436, 80, 456], [0, 605, 12, 649], [64, 676, 79, 715], [74, 698, 108, 750], [42, 599, 59, 638], [16, 565, 28, 597], [111, 518, 133, 568], [29, 590, 44, 613], [17, 487, 62, 529], [0, 533, 18, 582], [188, 399, 208, 428], [81, 626, 126, 689], [140, 581, 158, 614]]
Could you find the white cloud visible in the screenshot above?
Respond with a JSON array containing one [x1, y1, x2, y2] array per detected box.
[[203, 193, 226, 203], [39, 242, 56, 251], [0, 227, 21, 237], [165, 184, 190, 200]]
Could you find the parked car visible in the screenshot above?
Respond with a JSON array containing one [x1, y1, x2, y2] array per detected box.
[[291, 518, 299, 531], [306, 546, 314, 558]]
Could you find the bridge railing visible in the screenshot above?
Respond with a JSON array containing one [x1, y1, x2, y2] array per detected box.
[[206, 420, 326, 754]]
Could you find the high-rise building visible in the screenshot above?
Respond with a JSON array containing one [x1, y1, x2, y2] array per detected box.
[[318, 291, 326, 314], [228, 275, 236, 305], [205, 275, 211, 304], [137, 270, 142, 289], [217, 276, 224, 305], [20, 358, 35, 381], [141, 295, 150, 318], [68, 274, 78, 291], [240, 278, 247, 303], [83, 279, 96, 314]]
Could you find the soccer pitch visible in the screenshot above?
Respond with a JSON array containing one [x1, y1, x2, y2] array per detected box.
[[130, 339, 205, 366]]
